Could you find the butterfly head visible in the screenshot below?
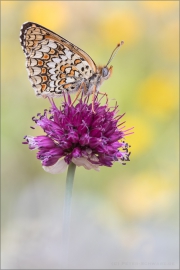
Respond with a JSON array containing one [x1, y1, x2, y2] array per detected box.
[[100, 65, 113, 80], [99, 41, 124, 82]]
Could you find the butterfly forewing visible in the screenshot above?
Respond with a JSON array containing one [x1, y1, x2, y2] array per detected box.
[[20, 22, 97, 97]]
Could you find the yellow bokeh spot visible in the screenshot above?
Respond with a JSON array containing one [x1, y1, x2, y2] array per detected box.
[[123, 115, 154, 158], [138, 73, 179, 119], [109, 172, 176, 219], [23, 1, 69, 31], [99, 10, 142, 47], [141, 1, 178, 14], [159, 19, 179, 61]]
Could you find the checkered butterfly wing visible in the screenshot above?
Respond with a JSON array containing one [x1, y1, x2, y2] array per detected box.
[[20, 22, 97, 97]]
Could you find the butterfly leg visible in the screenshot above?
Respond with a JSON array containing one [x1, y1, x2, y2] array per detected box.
[[47, 96, 55, 106], [92, 85, 97, 114], [98, 91, 108, 104], [70, 81, 84, 107]]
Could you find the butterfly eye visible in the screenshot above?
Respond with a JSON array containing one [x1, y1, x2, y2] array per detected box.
[[102, 67, 109, 78]]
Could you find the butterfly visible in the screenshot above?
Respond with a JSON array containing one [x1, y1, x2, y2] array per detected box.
[[20, 22, 123, 112]]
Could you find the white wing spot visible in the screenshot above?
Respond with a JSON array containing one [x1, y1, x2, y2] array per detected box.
[[60, 55, 67, 61], [33, 75, 42, 84], [49, 68, 56, 74], [30, 59, 37, 66], [47, 62, 56, 68], [75, 71, 80, 77], [48, 41, 57, 49], [50, 81, 55, 87], [39, 45, 50, 53], [64, 49, 73, 59], [66, 77, 75, 83], [51, 74, 58, 80], [65, 67, 71, 73], [32, 51, 43, 58], [32, 67, 41, 75], [53, 58, 61, 63]]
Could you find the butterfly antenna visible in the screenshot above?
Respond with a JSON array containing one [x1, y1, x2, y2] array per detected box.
[[106, 41, 124, 67]]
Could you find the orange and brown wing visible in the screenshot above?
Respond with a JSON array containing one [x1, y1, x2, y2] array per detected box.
[[19, 22, 97, 97]]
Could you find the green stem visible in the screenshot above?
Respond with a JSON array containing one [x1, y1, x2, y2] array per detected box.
[[62, 162, 76, 268]]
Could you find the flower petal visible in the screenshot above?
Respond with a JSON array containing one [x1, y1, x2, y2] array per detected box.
[[72, 157, 100, 171], [43, 158, 68, 174], [25, 136, 37, 150]]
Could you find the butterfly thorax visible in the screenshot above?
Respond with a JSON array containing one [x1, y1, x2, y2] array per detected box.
[[83, 65, 112, 95], [84, 73, 101, 95]]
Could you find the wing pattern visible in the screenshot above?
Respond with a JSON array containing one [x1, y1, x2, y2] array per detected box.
[[20, 22, 97, 97]]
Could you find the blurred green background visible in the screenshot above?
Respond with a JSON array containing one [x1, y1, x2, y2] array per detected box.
[[1, 1, 179, 269]]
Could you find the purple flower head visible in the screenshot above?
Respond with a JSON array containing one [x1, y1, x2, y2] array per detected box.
[[23, 94, 133, 173]]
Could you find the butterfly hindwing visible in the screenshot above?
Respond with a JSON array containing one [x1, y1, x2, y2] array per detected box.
[[20, 22, 97, 97]]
